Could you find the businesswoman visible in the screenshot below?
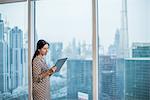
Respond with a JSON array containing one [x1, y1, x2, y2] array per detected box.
[[32, 39, 57, 100]]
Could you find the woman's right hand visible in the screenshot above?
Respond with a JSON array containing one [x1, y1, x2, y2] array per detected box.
[[47, 66, 57, 76]]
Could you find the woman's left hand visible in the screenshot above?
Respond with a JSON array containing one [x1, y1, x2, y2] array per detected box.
[[51, 66, 57, 72]]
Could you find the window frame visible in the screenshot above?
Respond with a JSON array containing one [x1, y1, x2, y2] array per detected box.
[[0, 0, 26, 4]]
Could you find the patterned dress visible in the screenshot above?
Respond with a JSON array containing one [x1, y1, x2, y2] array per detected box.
[[32, 56, 52, 100]]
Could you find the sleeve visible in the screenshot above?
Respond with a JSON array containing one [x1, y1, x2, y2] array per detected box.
[[32, 60, 43, 83]]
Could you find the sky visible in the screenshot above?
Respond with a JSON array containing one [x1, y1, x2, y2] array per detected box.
[[0, 2, 27, 31], [0, 0, 150, 51], [36, 0, 92, 44], [99, 0, 150, 51]]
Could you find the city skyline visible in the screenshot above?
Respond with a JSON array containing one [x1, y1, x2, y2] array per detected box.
[[0, 0, 150, 100], [0, 13, 28, 99], [0, 0, 149, 52]]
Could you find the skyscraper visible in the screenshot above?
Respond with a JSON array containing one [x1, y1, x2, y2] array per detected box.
[[0, 14, 9, 93], [118, 0, 129, 58], [116, 58, 125, 100], [4, 23, 11, 93], [125, 58, 150, 100], [125, 42, 150, 100], [132, 43, 150, 58], [67, 59, 92, 100], [99, 55, 117, 100], [114, 29, 120, 49], [10, 26, 23, 90], [108, 29, 120, 56], [0, 13, 27, 99]]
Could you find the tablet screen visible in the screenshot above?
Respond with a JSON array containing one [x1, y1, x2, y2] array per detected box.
[[54, 58, 67, 72]]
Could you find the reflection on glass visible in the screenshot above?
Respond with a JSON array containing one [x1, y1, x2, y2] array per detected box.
[[99, 0, 150, 100], [36, 0, 92, 100], [0, 2, 28, 100]]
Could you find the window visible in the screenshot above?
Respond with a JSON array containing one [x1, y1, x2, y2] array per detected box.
[[36, 0, 93, 99], [0, 2, 28, 99], [98, 0, 150, 100]]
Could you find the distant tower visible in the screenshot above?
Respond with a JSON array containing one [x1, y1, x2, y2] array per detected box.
[[118, 0, 129, 58], [114, 29, 120, 49], [10, 27, 23, 90], [108, 29, 120, 56]]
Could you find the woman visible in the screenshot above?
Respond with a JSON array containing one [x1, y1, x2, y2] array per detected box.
[[32, 39, 57, 100]]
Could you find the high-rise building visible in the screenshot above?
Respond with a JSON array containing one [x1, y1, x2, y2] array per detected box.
[[0, 14, 9, 93], [10, 26, 23, 90], [4, 25, 11, 93], [99, 55, 117, 100], [132, 43, 150, 58], [108, 29, 120, 56], [116, 58, 125, 100], [118, 0, 129, 58], [114, 29, 120, 48], [67, 59, 92, 100], [0, 14, 27, 99], [0, 38, 9, 93], [125, 58, 150, 100]]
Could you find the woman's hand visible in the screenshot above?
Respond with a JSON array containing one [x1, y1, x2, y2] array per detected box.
[[40, 66, 57, 78], [47, 66, 57, 76], [51, 66, 57, 72]]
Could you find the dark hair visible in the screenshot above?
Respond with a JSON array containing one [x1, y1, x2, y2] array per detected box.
[[32, 39, 49, 63]]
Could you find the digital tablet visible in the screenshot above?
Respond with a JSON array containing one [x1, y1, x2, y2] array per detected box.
[[54, 58, 68, 72]]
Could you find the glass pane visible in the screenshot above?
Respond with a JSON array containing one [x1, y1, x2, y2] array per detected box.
[[98, 0, 150, 100], [35, 0, 93, 100], [0, 2, 28, 100]]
